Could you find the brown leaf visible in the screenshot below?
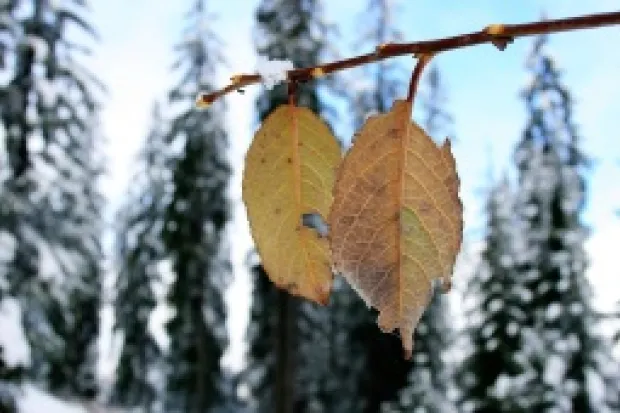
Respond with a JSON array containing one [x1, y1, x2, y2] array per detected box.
[[329, 99, 463, 358], [242, 104, 341, 304]]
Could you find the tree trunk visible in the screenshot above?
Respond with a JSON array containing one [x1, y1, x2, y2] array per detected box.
[[275, 290, 296, 413]]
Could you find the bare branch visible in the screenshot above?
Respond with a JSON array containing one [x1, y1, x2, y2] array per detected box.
[[196, 11, 620, 106]]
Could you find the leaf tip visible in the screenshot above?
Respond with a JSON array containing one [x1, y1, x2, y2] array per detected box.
[[440, 278, 452, 293], [316, 293, 330, 306], [313, 279, 332, 306], [401, 331, 414, 360]]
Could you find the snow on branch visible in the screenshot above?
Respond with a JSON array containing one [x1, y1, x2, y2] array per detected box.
[[255, 56, 295, 89]]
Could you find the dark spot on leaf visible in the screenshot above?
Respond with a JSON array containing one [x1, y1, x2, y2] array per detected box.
[[274, 208, 281, 215]]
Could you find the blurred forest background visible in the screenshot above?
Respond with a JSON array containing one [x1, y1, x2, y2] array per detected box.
[[1, 0, 620, 412]]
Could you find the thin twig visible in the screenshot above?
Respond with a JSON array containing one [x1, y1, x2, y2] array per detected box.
[[196, 10, 620, 106]]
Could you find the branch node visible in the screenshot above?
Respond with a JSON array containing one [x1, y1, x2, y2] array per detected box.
[[376, 43, 390, 56], [195, 11, 620, 105], [484, 23, 506, 35], [310, 67, 325, 78], [484, 23, 514, 51]]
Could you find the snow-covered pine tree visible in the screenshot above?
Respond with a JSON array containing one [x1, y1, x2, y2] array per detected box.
[[383, 64, 457, 413], [456, 179, 535, 413], [161, 1, 232, 412], [0, 0, 103, 400], [245, 1, 338, 413], [512, 34, 620, 411], [111, 104, 168, 413], [1, 4, 25, 412]]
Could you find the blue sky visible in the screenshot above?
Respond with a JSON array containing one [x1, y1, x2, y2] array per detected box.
[[88, 0, 620, 374]]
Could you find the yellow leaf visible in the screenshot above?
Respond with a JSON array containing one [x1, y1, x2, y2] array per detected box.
[[243, 104, 341, 304], [329, 100, 463, 358]]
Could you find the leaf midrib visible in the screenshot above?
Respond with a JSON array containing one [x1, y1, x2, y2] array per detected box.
[[290, 106, 316, 298], [397, 103, 409, 327]]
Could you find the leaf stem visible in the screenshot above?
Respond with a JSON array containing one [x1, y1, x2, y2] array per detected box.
[[288, 81, 297, 106], [406, 53, 434, 108], [196, 11, 620, 106]]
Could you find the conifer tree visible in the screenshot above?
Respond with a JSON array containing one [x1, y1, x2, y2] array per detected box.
[[0, 0, 103, 400], [111, 104, 167, 412], [456, 180, 534, 413], [457, 34, 620, 413], [512, 34, 620, 411], [161, 1, 232, 412], [1, 4, 25, 411]]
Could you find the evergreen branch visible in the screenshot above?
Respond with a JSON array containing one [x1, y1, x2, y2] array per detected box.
[[197, 10, 620, 106]]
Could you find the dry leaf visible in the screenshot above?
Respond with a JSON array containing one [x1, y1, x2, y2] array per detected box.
[[329, 99, 463, 358], [243, 104, 341, 304]]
